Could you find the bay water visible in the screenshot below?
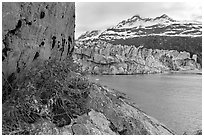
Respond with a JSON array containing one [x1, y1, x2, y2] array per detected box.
[[88, 73, 202, 134]]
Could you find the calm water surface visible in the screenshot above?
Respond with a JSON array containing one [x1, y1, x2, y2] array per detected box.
[[88, 73, 202, 134]]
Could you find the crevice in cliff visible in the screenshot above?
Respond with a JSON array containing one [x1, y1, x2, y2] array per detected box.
[[2, 36, 11, 59], [10, 20, 22, 35], [109, 121, 118, 133], [2, 55, 5, 61], [33, 52, 40, 60], [68, 36, 72, 43], [40, 11, 45, 19], [23, 18, 32, 26], [51, 36, 56, 49], [39, 41, 45, 47], [67, 42, 71, 53], [2, 19, 23, 60], [160, 125, 175, 134], [70, 46, 74, 55], [118, 129, 128, 135], [60, 37, 66, 60], [57, 41, 60, 48], [67, 36, 74, 55]]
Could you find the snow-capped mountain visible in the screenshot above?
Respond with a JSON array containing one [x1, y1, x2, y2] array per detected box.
[[77, 14, 202, 42], [77, 30, 101, 40], [76, 14, 202, 65], [115, 14, 176, 29]]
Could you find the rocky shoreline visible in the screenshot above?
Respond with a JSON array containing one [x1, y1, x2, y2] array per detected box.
[[2, 59, 175, 135], [169, 69, 202, 75]]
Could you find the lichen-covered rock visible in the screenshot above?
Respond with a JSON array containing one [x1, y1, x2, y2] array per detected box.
[[71, 123, 89, 135], [2, 2, 75, 85], [88, 109, 116, 134], [84, 84, 175, 135], [73, 40, 201, 75]]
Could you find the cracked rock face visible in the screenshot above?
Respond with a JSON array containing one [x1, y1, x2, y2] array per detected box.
[[73, 40, 201, 75], [2, 2, 75, 85]]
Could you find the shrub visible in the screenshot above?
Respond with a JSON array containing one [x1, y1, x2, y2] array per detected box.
[[2, 57, 91, 134]]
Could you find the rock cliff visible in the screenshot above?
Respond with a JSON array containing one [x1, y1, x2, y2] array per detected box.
[[73, 40, 201, 75], [2, 2, 75, 86]]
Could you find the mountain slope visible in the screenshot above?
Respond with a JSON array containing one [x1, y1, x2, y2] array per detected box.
[[77, 14, 202, 42], [74, 14, 202, 74]]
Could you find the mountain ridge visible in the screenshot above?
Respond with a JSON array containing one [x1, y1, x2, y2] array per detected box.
[[77, 14, 202, 41]]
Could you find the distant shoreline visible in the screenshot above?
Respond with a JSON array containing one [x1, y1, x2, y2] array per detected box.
[[85, 69, 202, 76], [168, 69, 202, 75]]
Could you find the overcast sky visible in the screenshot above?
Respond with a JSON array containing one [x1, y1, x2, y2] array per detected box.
[[75, 2, 202, 38]]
